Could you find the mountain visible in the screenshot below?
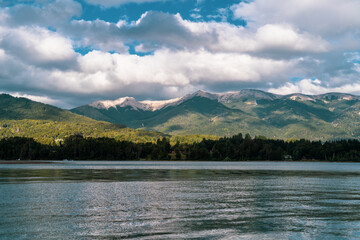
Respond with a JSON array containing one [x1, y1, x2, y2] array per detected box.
[[0, 94, 166, 144], [72, 90, 360, 140], [0, 93, 106, 122]]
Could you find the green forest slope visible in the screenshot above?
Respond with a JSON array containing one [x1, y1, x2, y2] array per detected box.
[[72, 90, 360, 140], [0, 94, 166, 144]]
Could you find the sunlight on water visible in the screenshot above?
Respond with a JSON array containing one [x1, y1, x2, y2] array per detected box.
[[1, 161, 360, 239]]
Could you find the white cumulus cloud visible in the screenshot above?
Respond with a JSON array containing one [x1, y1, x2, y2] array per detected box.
[[232, 0, 360, 37], [269, 79, 360, 96], [0, 26, 77, 68], [0, 1, 359, 107], [54, 49, 297, 94]]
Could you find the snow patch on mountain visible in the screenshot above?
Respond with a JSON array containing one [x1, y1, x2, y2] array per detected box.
[[140, 97, 182, 111], [90, 97, 150, 111], [88, 90, 360, 111]]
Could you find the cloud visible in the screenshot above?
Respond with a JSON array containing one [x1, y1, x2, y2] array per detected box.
[[67, 11, 329, 57], [3, 0, 81, 27], [0, 49, 31, 89], [269, 78, 360, 95], [68, 19, 129, 53], [0, 1, 359, 108], [84, 0, 169, 8], [52, 49, 297, 95], [229, 0, 360, 94], [232, 0, 360, 38], [67, 11, 214, 52], [7, 92, 63, 106], [0, 46, 298, 107], [2, 3, 331, 56], [253, 24, 329, 53], [0, 26, 77, 69], [197, 22, 329, 56]]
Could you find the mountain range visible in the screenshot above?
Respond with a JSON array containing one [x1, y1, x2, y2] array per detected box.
[[1, 89, 360, 142], [0, 94, 166, 144], [71, 89, 360, 140]]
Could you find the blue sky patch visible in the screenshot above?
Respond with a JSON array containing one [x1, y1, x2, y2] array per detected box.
[[78, 0, 246, 25]]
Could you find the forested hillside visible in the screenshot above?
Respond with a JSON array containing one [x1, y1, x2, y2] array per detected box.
[[0, 94, 166, 144], [72, 90, 360, 140]]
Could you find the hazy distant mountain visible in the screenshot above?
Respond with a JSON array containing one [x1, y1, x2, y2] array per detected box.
[[71, 89, 360, 140]]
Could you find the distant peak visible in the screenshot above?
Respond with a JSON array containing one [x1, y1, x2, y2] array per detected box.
[[185, 90, 218, 99], [140, 97, 181, 111], [87, 89, 360, 111], [194, 90, 206, 94], [193, 90, 210, 96], [89, 96, 148, 110], [284, 92, 360, 101], [287, 94, 315, 102]]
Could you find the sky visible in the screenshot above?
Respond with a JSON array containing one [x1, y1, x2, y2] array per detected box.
[[0, 0, 359, 108]]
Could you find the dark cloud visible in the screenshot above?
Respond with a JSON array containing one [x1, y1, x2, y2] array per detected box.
[[66, 11, 217, 52], [5, 0, 81, 27]]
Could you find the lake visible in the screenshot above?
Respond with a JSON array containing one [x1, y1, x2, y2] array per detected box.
[[1, 161, 360, 239]]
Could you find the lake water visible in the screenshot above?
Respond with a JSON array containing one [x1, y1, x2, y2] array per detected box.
[[1, 161, 360, 239]]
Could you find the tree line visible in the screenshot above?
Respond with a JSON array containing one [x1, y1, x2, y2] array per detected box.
[[1, 133, 360, 161]]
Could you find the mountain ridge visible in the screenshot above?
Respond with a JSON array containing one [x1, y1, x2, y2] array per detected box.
[[71, 89, 360, 140], [82, 89, 360, 112]]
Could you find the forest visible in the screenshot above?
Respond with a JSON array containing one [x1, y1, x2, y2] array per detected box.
[[1, 133, 360, 161]]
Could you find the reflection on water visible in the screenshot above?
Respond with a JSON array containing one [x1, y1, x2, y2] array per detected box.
[[1, 161, 360, 239]]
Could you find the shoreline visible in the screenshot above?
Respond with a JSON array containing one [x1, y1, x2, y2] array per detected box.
[[0, 159, 359, 164], [0, 160, 61, 164]]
